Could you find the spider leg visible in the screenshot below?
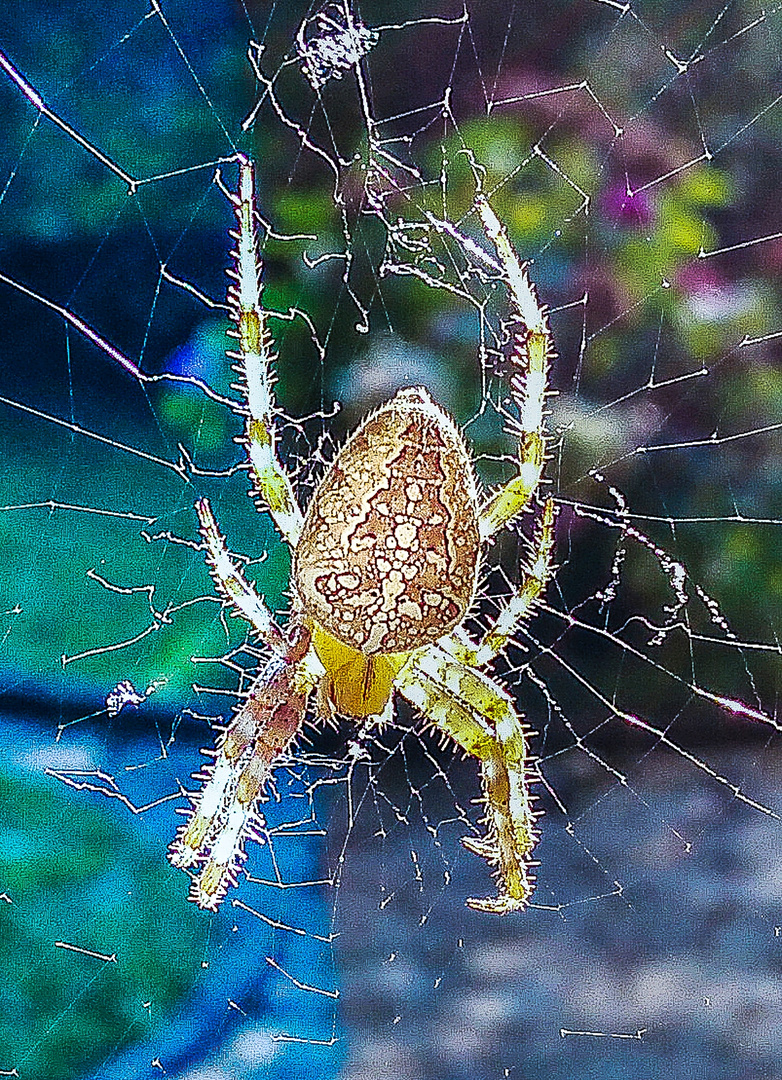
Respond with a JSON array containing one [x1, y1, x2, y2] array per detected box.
[[169, 624, 316, 910], [397, 644, 539, 913], [228, 156, 304, 549], [447, 497, 556, 670], [477, 196, 554, 542], [196, 495, 286, 655]]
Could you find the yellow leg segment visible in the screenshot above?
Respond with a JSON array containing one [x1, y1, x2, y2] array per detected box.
[[398, 645, 539, 913]]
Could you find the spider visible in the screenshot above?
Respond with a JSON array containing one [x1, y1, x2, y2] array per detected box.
[[168, 155, 556, 914]]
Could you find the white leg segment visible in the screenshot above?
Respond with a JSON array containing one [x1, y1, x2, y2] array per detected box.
[[228, 157, 304, 548], [196, 496, 285, 653]]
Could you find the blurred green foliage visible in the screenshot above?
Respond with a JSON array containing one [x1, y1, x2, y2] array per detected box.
[[0, 767, 203, 1078]]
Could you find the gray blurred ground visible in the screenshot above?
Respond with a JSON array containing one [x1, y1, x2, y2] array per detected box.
[[8, 714, 780, 1080], [334, 741, 782, 1080]]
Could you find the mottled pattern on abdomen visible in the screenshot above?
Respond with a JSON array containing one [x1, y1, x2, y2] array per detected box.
[[294, 387, 480, 656]]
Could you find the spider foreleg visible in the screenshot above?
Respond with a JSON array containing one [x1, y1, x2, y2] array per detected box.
[[398, 645, 539, 913], [477, 196, 554, 541], [169, 623, 312, 910], [196, 495, 286, 654], [228, 157, 304, 548]]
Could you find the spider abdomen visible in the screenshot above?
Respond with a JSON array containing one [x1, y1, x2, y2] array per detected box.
[[294, 386, 480, 657]]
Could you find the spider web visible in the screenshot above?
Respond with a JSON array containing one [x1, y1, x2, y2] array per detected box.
[[1, 2, 781, 1078]]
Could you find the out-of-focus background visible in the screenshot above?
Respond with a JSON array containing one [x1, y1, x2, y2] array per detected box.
[[1, 2, 781, 1078]]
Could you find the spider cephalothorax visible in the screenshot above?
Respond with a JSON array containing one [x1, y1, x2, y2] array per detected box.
[[169, 155, 556, 914]]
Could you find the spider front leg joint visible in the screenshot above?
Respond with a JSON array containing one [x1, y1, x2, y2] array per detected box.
[[196, 495, 285, 653]]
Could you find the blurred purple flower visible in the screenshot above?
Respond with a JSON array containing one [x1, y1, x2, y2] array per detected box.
[[602, 183, 654, 227]]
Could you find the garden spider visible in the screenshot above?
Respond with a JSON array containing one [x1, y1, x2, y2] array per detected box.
[[168, 155, 556, 914]]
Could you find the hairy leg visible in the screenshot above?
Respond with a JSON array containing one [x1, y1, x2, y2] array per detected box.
[[397, 643, 539, 913], [169, 624, 313, 910], [228, 156, 304, 547]]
